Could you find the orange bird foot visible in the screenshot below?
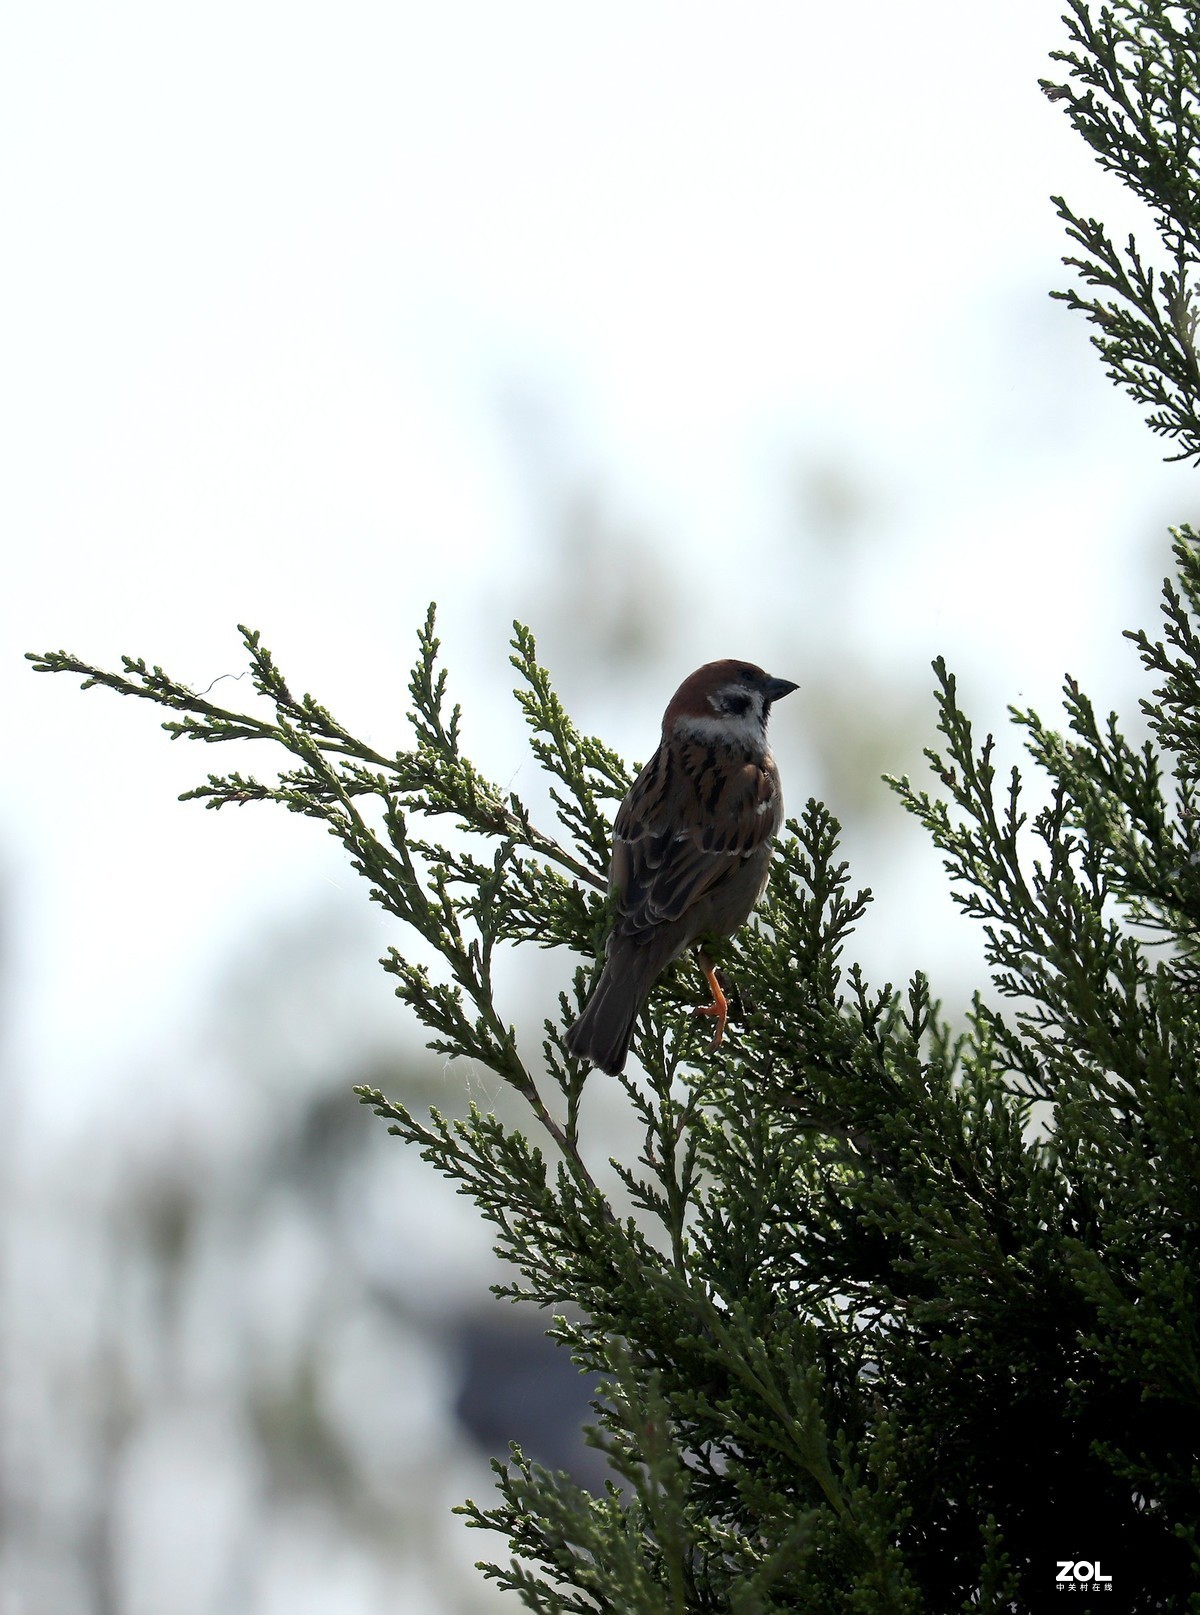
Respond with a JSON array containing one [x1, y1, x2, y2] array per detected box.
[[691, 949, 729, 1050]]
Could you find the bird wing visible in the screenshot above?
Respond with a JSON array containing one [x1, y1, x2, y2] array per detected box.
[[610, 737, 782, 939]]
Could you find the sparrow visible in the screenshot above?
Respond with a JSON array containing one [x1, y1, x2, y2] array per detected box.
[[565, 659, 797, 1075]]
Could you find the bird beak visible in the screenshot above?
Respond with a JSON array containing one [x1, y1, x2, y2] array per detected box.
[[764, 676, 799, 704]]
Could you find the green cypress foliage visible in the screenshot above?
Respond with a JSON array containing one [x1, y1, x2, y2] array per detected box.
[[1045, 0, 1200, 459], [27, 3, 1200, 1608]]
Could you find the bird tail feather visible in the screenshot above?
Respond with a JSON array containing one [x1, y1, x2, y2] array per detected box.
[[565, 941, 661, 1075]]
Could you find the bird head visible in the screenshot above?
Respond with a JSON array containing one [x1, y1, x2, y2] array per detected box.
[[662, 660, 798, 752]]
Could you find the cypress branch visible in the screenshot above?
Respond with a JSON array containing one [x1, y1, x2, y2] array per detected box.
[[25, 3, 1200, 1606]]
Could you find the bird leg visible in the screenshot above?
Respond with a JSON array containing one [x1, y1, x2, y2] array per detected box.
[[691, 948, 729, 1049]]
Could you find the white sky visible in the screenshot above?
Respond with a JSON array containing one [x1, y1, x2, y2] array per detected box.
[[3, 1, 1193, 1132], [6, 7, 1200, 1610]]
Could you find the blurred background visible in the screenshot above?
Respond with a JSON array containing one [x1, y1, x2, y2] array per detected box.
[[2, 3, 1194, 1610]]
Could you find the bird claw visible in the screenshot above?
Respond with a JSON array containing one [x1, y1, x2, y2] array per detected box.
[[692, 948, 729, 1050], [691, 1000, 728, 1050]]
